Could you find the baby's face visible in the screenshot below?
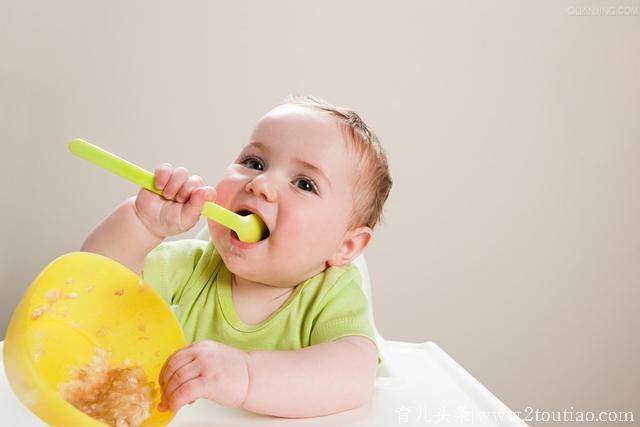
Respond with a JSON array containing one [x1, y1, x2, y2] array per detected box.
[[209, 105, 358, 287]]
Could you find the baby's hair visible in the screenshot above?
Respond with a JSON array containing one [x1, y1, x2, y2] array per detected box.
[[281, 94, 393, 230]]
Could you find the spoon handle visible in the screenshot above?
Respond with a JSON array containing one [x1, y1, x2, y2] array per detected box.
[[68, 138, 163, 196], [67, 138, 238, 227]]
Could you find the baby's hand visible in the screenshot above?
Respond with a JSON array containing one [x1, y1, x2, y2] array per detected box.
[[134, 164, 216, 238], [157, 340, 250, 413]]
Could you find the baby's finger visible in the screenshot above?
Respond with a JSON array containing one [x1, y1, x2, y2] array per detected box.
[[175, 175, 204, 204], [158, 342, 199, 389], [159, 347, 196, 390], [136, 187, 164, 210], [204, 186, 217, 203], [162, 166, 190, 200], [153, 164, 173, 192], [160, 361, 200, 410], [163, 377, 207, 413], [181, 186, 216, 222]]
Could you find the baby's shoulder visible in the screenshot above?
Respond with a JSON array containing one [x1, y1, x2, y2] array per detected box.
[[324, 263, 361, 283], [301, 263, 362, 297]]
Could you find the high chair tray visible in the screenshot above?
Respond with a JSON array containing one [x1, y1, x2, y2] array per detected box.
[[1, 340, 527, 426]]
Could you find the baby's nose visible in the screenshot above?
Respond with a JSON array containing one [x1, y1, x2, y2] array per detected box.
[[245, 176, 277, 203]]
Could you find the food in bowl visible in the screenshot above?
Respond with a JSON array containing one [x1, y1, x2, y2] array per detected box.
[[59, 347, 156, 427]]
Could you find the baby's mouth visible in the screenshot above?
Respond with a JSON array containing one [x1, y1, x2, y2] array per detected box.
[[235, 210, 271, 241]]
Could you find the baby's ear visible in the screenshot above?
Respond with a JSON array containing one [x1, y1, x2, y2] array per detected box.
[[327, 226, 373, 267]]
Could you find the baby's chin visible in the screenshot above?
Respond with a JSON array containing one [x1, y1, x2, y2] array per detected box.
[[208, 223, 328, 286], [218, 245, 308, 288], [210, 235, 275, 283]]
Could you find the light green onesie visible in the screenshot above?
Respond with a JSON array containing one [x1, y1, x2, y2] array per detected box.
[[143, 239, 381, 365]]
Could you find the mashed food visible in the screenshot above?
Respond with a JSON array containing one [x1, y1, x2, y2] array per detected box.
[[59, 348, 155, 427]]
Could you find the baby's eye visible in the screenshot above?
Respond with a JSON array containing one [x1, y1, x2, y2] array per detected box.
[[292, 177, 317, 194], [240, 157, 264, 171]]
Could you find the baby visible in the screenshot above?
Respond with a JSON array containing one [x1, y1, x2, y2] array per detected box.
[[81, 95, 393, 418]]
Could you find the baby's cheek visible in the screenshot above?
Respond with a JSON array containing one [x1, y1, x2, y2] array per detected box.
[[208, 220, 223, 240], [286, 211, 329, 243], [283, 211, 310, 233], [214, 183, 233, 209]]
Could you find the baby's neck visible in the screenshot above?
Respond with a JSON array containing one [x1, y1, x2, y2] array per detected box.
[[232, 274, 294, 303]]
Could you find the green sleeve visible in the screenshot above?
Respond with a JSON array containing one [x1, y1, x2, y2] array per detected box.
[[310, 267, 382, 365], [142, 239, 209, 305]]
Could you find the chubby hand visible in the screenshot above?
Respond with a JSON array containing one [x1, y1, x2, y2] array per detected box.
[[134, 164, 217, 238], [157, 340, 251, 413]]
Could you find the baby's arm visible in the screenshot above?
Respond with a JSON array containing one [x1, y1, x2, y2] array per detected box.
[[81, 196, 162, 275], [244, 336, 378, 417], [81, 164, 216, 274], [158, 336, 378, 417]]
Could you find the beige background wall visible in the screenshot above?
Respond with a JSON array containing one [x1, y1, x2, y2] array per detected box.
[[2, 0, 639, 420]]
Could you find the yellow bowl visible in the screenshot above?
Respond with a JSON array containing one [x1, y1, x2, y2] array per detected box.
[[3, 252, 187, 426]]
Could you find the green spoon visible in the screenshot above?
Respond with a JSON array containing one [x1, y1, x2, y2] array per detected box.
[[68, 138, 267, 243]]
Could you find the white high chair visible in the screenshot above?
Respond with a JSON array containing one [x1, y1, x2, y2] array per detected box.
[[0, 228, 528, 426]]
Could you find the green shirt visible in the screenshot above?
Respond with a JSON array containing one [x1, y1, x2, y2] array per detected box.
[[143, 239, 381, 365]]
